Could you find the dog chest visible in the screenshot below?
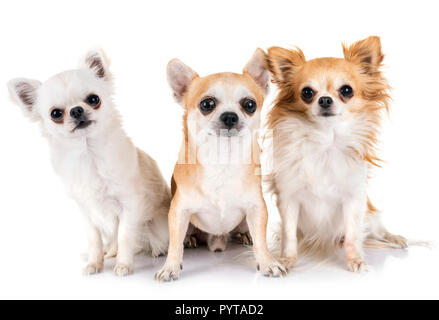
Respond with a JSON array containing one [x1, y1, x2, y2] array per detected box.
[[274, 126, 368, 239], [189, 165, 250, 234], [53, 147, 122, 221], [275, 125, 368, 200]]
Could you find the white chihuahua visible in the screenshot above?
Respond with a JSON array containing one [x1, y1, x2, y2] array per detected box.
[[8, 49, 171, 276]]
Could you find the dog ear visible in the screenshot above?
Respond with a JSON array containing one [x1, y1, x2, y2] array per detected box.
[[266, 46, 306, 86], [81, 48, 112, 80], [167, 59, 198, 105], [343, 36, 384, 75], [7, 78, 42, 121], [243, 48, 270, 95]]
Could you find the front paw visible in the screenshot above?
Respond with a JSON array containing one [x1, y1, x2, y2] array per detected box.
[[346, 257, 368, 273], [155, 263, 182, 282], [280, 256, 297, 271], [257, 260, 287, 278], [114, 263, 133, 277], [83, 263, 103, 276]]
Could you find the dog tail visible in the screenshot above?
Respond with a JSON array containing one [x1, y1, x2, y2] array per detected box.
[[363, 238, 432, 249], [363, 209, 432, 249], [268, 222, 341, 261], [269, 218, 431, 263]]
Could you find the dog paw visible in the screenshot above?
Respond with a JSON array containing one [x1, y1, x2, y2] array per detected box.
[[257, 260, 287, 278], [234, 232, 253, 246], [104, 252, 117, 259], [151, 248, 167, 258], [114, 264, 133, 277], [346, 258, 368, 273], [104, 248, 118, 259], [280, 256, 297, 271], [184, 235, 198, 249], [104, 241, 118, 259], [83, 263, 103, 276], [151, 244, 168, 258], [155, 264, 182, 282], [385, 234, 408, 249]]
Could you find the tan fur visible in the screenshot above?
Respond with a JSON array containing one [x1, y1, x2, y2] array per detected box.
[[156, 50, 286, 281], [265, 36, 406, 272], [267, 40, 390, 169]]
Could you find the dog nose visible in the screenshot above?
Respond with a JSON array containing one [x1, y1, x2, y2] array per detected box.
[[70, 106, 84, 119], [220, 112, 239, 129], [318, 96, 333, 109]]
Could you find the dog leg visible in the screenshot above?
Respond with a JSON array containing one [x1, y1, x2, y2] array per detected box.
[[83, 221, 104, 275], [343, 198, 368, 273], [155, 193, 189, 281], [114, 208, 138, 277], [279, 200, 300, 271], [247, 200, 286, 277]]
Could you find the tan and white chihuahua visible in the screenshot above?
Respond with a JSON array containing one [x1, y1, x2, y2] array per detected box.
[[155, 49, 286, 281], [266, 36, 407, 273], [8, 49, 171, 276]]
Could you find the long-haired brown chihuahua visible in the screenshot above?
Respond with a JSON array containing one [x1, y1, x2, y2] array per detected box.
[[266, 36, 407, 273]]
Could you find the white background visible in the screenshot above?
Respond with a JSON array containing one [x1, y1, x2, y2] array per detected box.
[[0, 0, 438, 300]]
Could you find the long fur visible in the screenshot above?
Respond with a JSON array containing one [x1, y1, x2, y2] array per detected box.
[[265, 37, 407, 269], [8, 49, 171, 275]]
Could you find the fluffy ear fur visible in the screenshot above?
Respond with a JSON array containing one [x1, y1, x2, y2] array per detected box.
[[7, 78, 42, 121], [343, 36, 384, 75], [243, 48, 270, 95], [266, 46, 306, 86], [167, 59, 198, 105], [81, 48, 112, 80]]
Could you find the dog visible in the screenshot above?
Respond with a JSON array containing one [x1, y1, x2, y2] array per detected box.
[[266, 36, 407, 273], [155, 49, 286, 281], [8, 49, 171, 276]]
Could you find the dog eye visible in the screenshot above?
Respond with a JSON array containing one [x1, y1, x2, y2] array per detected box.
[[199, 97, 216, 114], [86, 94, 101, 107], [301, 87, 315, 103], [50, 109, 64, 121], [340, 85, 354, 99], [240, 98, 257, 114]]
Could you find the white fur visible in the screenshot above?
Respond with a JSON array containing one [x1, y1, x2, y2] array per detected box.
[[270, 109, 402, 272], [266, 41, 412, 272], [184, 144, 255, 236], [8, 49, 171, 276], [263, 38, 411, 271], [273, 116, 368, 247]]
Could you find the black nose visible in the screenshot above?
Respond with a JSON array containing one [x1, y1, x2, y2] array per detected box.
[[220, 112, 239, 129], [318, 96, 333, 109], [70, 106, 84, 119]]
